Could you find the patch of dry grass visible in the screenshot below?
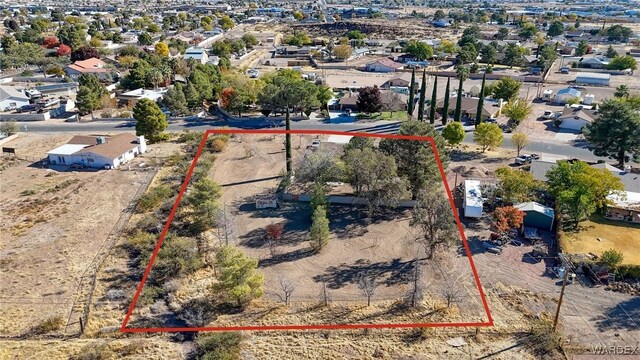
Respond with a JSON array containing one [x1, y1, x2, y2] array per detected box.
[[561, 216, 640, 265]]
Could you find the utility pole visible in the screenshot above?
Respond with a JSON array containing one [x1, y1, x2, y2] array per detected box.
[[553, 268, 570, 332]]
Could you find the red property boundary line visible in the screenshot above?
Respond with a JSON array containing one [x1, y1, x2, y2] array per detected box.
[[120, 129, 494, 333]]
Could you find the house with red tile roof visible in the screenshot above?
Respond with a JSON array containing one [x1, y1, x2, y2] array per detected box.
[[64, 58, 110, 80]]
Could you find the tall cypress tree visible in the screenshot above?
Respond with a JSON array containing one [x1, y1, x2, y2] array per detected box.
[[417, 69, 427, 121], [407, 69, 416, 117], [475, 73, 486, 127], [429, 76, 438, 124], [442, 77, 450, 125], [454, 66, 468, 122]]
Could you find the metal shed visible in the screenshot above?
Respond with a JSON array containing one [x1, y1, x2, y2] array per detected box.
[[515, 201, 555, 230], [575, 72, 610, 86]]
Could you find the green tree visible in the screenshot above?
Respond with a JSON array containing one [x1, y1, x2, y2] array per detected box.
[[503, 98, 533, 125], [495, 27, 509, 40], [454, 65, 469, 122], [504, 43, 525, 68], [605, 25, 633, 42], [316, 85, 333, 110], [417, 70, 427, 121], [442, 122, 465, 146], [163, 83, 189, 116], [219, 15, 235, 30], [518, 23, 537, 40], [547, 21, 565, 37], [480, 45, 497, 64], [583, 98, 640, 167], [429, 75, 438, 124], [343, 135, 374, 153], [133, 98, 168, 143], [605, 45, 618, 58], [576, 40, 589, 56], [474, 122, 503, 152], [333, 44, 352, 60], [614, 85, 630, 98], [408, 69, 416, 118], [511, 131, 529, 156], [310, 205, 330, 252], [495, 167, 536, 203], [492, 77, 522, 101], [379, 121, 448, 198], [78, 73, 106, 98], [404, 40, 433, 60], [310, 182, 328, 214], [214, 246, 264, 306], [547, 161, 623, 228], [185, 177, 222, 234], [195, 333, 242, 360], [607, 55, 637, 71], [76, 86, 100, 117], [411, 188, 458, 258], [138, 32, 153, 45], [442, 77, 450, 125], [475, 73, 486, 126], [456, 43, 478, 64]]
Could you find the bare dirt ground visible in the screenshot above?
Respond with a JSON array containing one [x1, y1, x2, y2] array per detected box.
[[130, 134, 487, 328], [0, 133, 175, 336]]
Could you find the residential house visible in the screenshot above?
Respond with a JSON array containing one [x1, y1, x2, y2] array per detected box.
[[381, 72, 418, 89], [34, 83, 79, 97], [556, 107, 599, 131], [64, 58, 110, 80], [580, 56, 610, 69], [555, 88, 582, 104], [118, 88, 167, 103], [47, 134, 147, 169], [0, 86, 30, 111], [575, 72, 610, 86], [365, 58, 403, 73], [606, 191, 640, 223], [183, 47, 209, 64]]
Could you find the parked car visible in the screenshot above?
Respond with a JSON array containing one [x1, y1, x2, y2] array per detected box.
[[485, 117, 498, 123], [541, 110, 555, 120], [530, 153, 540, 160], [515, 154, 532, 165]]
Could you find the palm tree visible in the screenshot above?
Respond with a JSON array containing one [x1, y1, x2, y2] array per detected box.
[[454, 65, 470, 122]]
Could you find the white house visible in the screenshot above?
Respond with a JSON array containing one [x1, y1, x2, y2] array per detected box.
[[184, 47, 209, 64], [365, 58, 404, 73], [464, 180, 483, 218], [555, 88, 581, 104], [580, 57, 610, 69], [556, 107, 599, 131], [47, 134, 146, 169], [0, 86, 30, 111], [119, 88, 168, 102]]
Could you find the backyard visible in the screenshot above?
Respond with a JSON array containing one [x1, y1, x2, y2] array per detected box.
[[560, 216, 640, 265]]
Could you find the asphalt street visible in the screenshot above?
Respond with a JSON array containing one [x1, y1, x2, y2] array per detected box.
[[18, 117, 606, 162]]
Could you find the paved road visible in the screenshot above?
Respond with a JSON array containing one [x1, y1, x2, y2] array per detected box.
[[19, 117, 606, 162]]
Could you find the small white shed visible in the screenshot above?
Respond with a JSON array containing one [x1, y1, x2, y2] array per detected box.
[[463, 180, 483, 218]]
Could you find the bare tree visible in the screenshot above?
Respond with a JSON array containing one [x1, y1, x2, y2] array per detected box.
[[214, 206, 236, 246], [405, 260, 424, 308], [295, 149, 343, 184], [441, 282, 464, 308], [319, 282, 332, 306], [357, 271, 379, 306], [411, 189, 458, 258], [381, 91, 405, 118], [265, 222, 285, 256], [276, 277, 295, 305]]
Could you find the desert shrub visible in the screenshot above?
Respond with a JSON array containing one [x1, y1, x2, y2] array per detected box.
[[124, 231, 157, 258], [598, 249, 624, 269], [70, 344, 113, 360], [136, 185, 171, 213], [100, 111, 112, 118], [119, 111, 132, 118], [178, 130, 206, 144], [208, 138, 227, 153], [29, 315, 64, 335], [146, 234, 203, 285], [117, 340, 145, 356], [20, 189, 37, 196], [138, 285, 164, 306], [615, 264, 640, 280], [135, 214, 162, 234], [526, 317, 563, 356], [195, 332, 243, 360], [21, 70, 34, 76]]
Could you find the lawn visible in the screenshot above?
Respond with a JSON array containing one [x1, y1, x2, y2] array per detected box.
[[357, 111, 408, 121], [561, 216, 640, 265]]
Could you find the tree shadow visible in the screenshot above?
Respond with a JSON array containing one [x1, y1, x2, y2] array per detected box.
[[450, 149, 485, 162], [594, 297, 640, 331], [312, 258, 421, 289], [258, 247, 315, 267]]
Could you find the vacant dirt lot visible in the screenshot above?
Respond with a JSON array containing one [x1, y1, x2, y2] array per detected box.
[[0, 133, 164, 336]]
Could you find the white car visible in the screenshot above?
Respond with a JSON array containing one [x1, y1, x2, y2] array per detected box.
[[515, 154, 532, 165], [541, 110, 555, 120]]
